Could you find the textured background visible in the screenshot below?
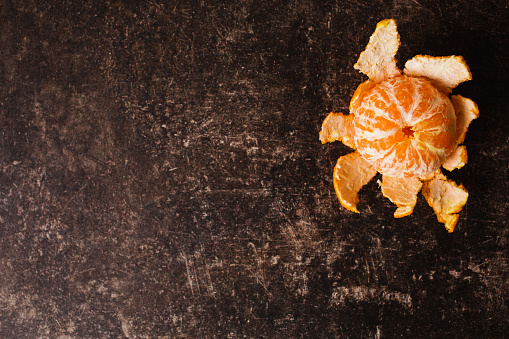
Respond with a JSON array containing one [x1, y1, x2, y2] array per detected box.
[[1, 0, 508, 338]]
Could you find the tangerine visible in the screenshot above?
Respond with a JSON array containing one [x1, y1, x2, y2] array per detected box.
[[352, 75, 457, 177], [320, 18, 477, 231]]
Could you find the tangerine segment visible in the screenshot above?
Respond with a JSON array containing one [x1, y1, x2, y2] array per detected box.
[[451, 95, 479, 146], [443, 145, 468, 171], [354, 19, 401, 83], [350, 80, 376, 112], [353, 75, 457, 177], [333, 152, 377, 213], [404, 55, 472, 94], [381, 175, 423, 218], [320, 112, 356, 148], [422, 171, 468, 232]]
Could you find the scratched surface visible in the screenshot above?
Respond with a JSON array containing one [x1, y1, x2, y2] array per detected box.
[[0, 0, 508, 338]]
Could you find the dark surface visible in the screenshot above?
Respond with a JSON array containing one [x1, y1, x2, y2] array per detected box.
[[1, 0, 508, 338]]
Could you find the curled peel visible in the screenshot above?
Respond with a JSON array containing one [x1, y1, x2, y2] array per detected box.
[[451, 95, 479, 145], [441, 95, 478, 172], [404, 55, 472, 94], [354, 19, 401, 83], [320, 112, 356, 148], [422, 171, 469, 232], [381, 175, 423, 218], [443, 145, 468, 171], [333, 152, 377, 213]]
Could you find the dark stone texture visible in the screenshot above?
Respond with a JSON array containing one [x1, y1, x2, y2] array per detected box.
[[0, 0, 508, 338]]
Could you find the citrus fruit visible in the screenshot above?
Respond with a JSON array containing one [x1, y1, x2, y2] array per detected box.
[[352, 75, 457, 177], [319, 18, 477, 232]]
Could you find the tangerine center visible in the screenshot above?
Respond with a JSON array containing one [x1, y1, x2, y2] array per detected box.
[[402, 126, 415, 138]]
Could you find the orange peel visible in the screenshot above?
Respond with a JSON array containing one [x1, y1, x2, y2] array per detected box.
[[381, 175, 423, 218], [354, 19, 401, 83], [333, 152, 377, 213], [404, 55, 472, 94], [421, 171, 469, 232], [320, 19, 478, 232], [319, 112, 356, 148], [451, 95, 479, 146], [443, 145, 468, 171]]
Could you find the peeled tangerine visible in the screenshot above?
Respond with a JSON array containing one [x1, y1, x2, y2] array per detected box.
[[320, 19, 479, 232]]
